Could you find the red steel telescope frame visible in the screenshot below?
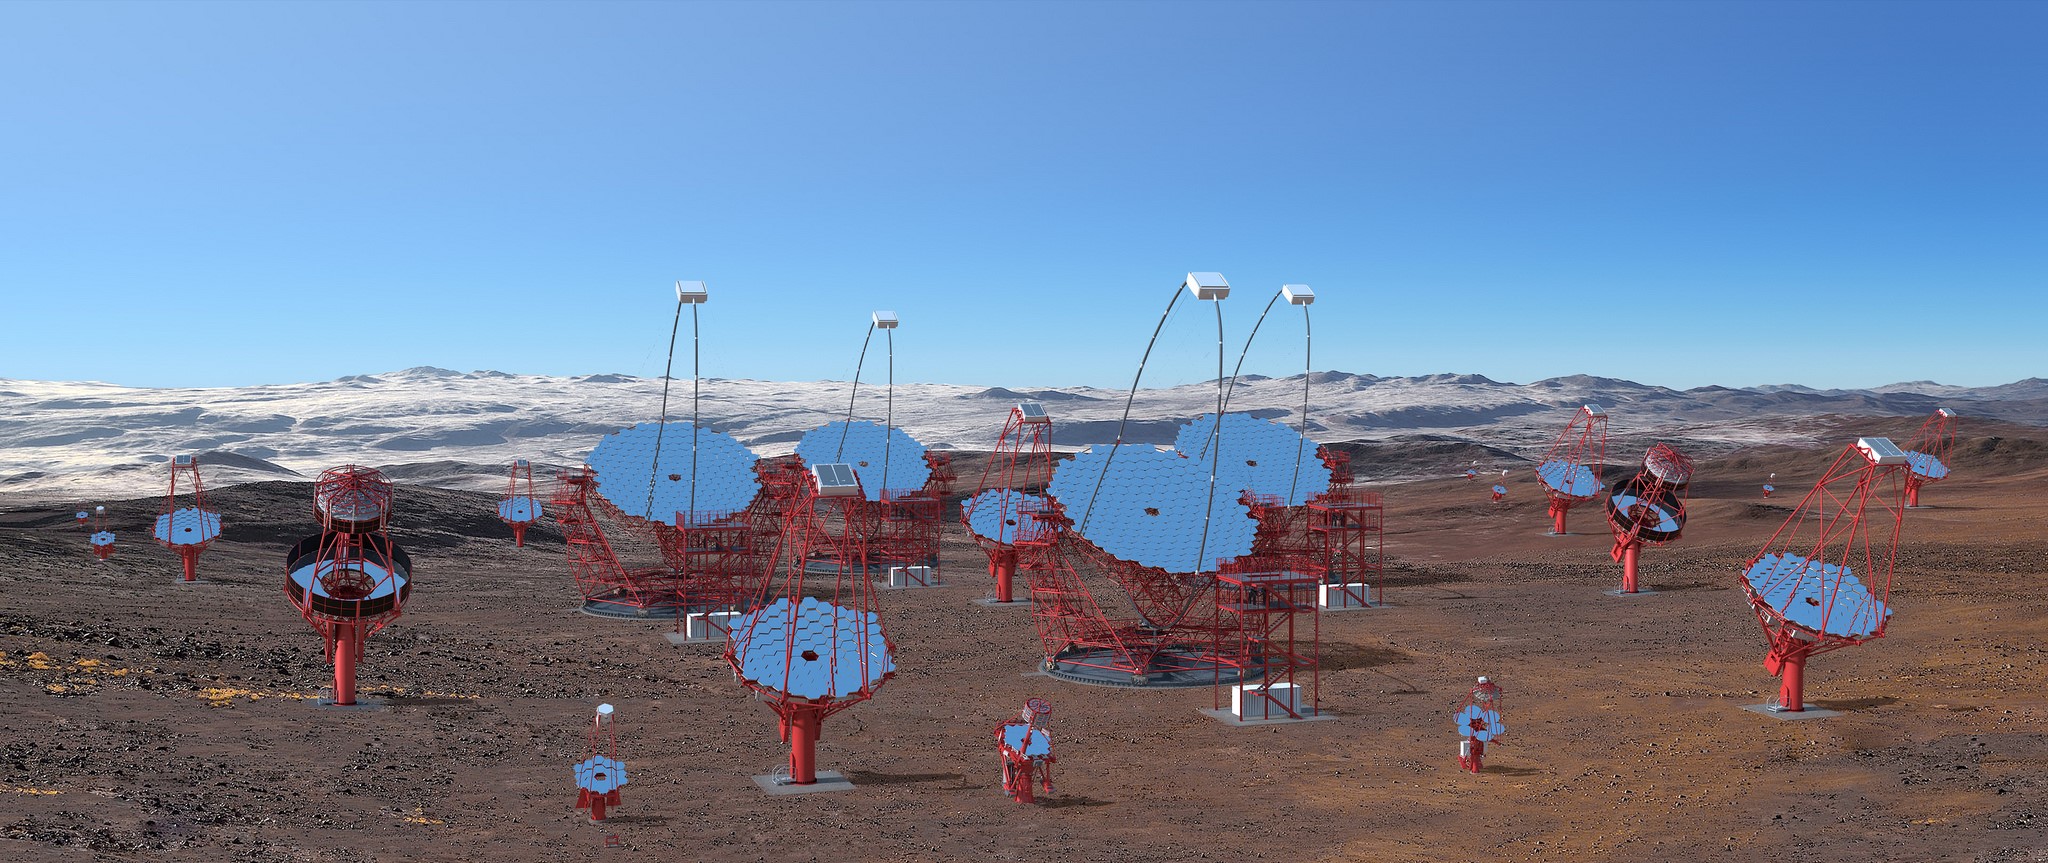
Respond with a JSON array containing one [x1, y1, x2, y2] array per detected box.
[[961, 404, 1056, 604], [726, 469, 893, 785], [865, 452, 951, 582], [1904, 408, 1958, 508], [156, 455, 216, 582], [88, 505, 115, 562], [1537, 405, 1608, 536], [994, 698, 1056, 804], [575, 705, 624, 821], [500, 459, 538, 547], [550, 460, 763, 619], [1605, 443, 1694, 594], [1455, 678, 1504, 773], [1742, 439, 1909, 713], [284, 466, 412, 707]]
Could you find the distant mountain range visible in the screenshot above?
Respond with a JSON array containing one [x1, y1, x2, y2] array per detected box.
[[2, 367, 2040, 502]]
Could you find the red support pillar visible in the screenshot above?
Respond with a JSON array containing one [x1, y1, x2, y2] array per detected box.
[[331, 623, 360, 706], [1905, 481, 1921, 508], [1619, 542, 1640, 593], [179, 548, 199, 582], [511, 522, 528, 547], [1548, 499, 1569, 535], [994, 549, 1017, 603], [1460, 739, 1484, 773], [786, 706, 822, 784]]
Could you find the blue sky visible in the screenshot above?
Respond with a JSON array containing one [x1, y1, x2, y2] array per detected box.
[[1, 0, 2041, 391]]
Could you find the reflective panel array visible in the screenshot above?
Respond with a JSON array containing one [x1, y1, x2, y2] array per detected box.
[[1001, 724, 1053, 757], [1453, 705, 1505, 742], [1492, 484, 1508, 495], [153, 508, 221, 545], [1606, 492, 1682, 534], [794, 421, 929, 502], [1172, 413, 1332, 506], [1535, 460, 1602, 498], [1904, 451, 1950, 480], [1742, 552, 1890, 639], [963, 489, 1056, 546], [498, 496, 540, 523], [573, 755, 628, 794], [287, 558, 407, 602], [90, 531, 115, 548], [1047, 445, 1256, 573], [586, 421, 762, 526], [729, 596, 894, 700]]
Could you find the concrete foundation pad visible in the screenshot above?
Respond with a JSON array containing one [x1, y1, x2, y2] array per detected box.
[[1199, 707, 1339, 727], [752, 771, 855, 796], [973, 597, 1029, 608], [1319, 602, 1390, 612], [312, 696, 388, 711], [1742, 703, 1842, 721], [1603, 589, 1660, 597]]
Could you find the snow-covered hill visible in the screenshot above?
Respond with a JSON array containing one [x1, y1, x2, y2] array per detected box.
[[2, 367, 2040, 502]]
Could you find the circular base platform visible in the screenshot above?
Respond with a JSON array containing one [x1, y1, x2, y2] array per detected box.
[[1040, 648, 1251, 689], [580, 597, 729, 620], [1603, 588, 1660, 597]]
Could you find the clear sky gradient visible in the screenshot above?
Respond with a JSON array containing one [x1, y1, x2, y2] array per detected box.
[[2, 1, 2041, 391]]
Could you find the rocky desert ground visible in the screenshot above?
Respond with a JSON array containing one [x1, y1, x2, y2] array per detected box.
[[2, 414, 2045, 862]]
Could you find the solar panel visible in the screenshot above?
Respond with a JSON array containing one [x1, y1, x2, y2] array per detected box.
[[1171, 413, 1332, 506], [574, 755, 628, 794], [1741, 552, 1890, 639], [1018, 402, 1049, 424], [1904, 451, 1950, 480], [728, 596, 895, 700], [173, 455, 194, 466], [1281, 284, 1315, 305], [963, 489, 1055, 545], [1453, 704, 1505, 742], [1582, 403, 1607, 417], [812, 463, 862, 497], [1535, 460, 1602, 498], [794, 421, 930, 502], [1937, 407, 1957, 418], [1001, 724, 1053, 757], [1047, 444, 1257, 573], [674, 280, 708, 304], [153, 508, 221, 546], [872, 310, 898, 329], [585, 421, 762, 526], [498, 496, 540, 523], [1855, 436, 1909, 466]]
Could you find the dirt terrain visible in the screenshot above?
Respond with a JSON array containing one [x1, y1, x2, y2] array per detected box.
[[2, 419, 2045, 863]]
